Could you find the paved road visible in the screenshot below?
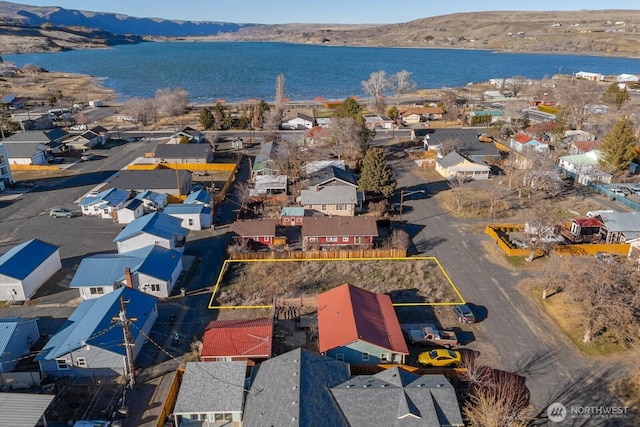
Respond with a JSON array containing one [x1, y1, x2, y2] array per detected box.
[[381, 142, 631, 424]]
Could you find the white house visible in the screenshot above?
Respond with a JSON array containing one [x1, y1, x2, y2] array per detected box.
[[0, 317, 40, 372], [70, 245, 183, 299], [558, 150, 602, 174], [435, 151, 490, 180], [163, 203, 213, 230], [281, 113, 315, 130], [0, 143, 13, 192], [78, 187, 132, 219], [117, 198, 145, 224], [135, 190, 168, 212], [575, 71, 604, 81], [0, 239, 61, 302], [37, 287, 158, 378], [616, 73, 639, 83], [114, 212, 189, 253]]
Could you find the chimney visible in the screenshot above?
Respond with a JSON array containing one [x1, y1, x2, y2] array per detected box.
[[124, 267, 134, 289]]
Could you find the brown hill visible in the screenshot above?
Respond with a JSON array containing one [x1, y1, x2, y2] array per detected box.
[[210, 10, 640, 56]]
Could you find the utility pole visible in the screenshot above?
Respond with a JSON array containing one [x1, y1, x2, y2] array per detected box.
[[113, 297, 138, 388], [398, 189, 405, 225]]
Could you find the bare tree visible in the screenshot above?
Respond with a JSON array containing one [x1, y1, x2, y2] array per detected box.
[[484, 183, 509, 222], [441, 90, 459, 122], [262, 109, 281, 142], [463, 369, 533, 427], [447, 175, 469, 213], [361, 70, 388, 100], [386, 228, 411, 250], [554, 78, 602, 130], [234, 181, 252, 213], [566, 259, 640, 344], [540, 254, 563, 299], [372, 95, 387, 115], [155, 87, 189, 117], [523, 200, 563, 262], [328, 117, 363, 160], [439, 137, 462, 157], [388, 70, 416, 105], [125, 97, 157, 125], [509, 76, 527, 97]]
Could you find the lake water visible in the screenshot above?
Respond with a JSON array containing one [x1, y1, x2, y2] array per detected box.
[[5, 42, 640, 103]]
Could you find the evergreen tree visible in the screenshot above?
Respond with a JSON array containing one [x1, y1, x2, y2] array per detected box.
[[198, 108, 215, 130], [602, 84, 631, 110], [599, 117, 638, 174], [334, 97, 362, 123], [358, 147, 396, 199]]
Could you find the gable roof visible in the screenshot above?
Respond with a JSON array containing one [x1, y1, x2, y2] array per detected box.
[[37, 287, 157, 360], [243, 348, 350, 427], [308, 166, 357, 187], [70, 245, 181, 287], [300, 185, 358, 205], [331, 368, 464, 426], [284, 112, 314, 123], [424, 128, 500, 158], [154, 143, 213, 159], [281, 207, 306, 217], [599, 212, 640, 234], [2, 141, 44, 158], [163, 203, 212, 216], [184, 189, 211, 205], [108, 169, 191, 191], [202, 318, 273, 359], [301, 216, 378, 238], [0, 239, 58, 280], [78, 187, 131, 207], [121, 198, 143, 211], [232, 219, 277, 237], [559, 150, 601, 167], [574, 218, 603, 228], [2, 129, 68, 143], [174, 361, 247, 415], [436, 151, 467, 169], [0, 393, 55, 427], [571, 140, 602, 153], [304, 160, 346, 175], [135, 190, 168, 205], [0, 318, 38, 357], [317, 283, 409, 355], [114, 212, 189, 243]]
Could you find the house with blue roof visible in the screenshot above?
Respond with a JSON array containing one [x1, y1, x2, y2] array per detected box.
[[114, 212, 189, 253], [78, 187, 132, 219], [0, 317, 40, 372], [70, 245, 183, 299], [135, 190, 168, 212], [184, 189, 211, 207], [163, 203, 213, 230], [37, 287, 158, 378], [116, 198, 145, 224], [0, 239, 61, 301]]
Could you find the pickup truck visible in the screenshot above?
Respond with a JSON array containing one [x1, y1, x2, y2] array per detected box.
[[401, 324, 459, 348]]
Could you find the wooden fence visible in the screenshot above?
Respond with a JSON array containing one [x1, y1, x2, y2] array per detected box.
[[155, 367, 184, 427], [10, 164, 60, 171], [229, 248, 408, 260]]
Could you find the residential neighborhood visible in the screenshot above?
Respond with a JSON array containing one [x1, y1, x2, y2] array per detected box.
[[1, 65, 640, 427]]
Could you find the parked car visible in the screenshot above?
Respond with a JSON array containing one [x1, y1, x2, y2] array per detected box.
[[23, 180, 35, 189], [48, 157, 65, 164], [80, 153, 97, 162], [49, 207, 77, 218], [401, 324, 459, 348], [453, 304, 476, 324], [610, 188, 627, 197], [418, 349, 462, 367]]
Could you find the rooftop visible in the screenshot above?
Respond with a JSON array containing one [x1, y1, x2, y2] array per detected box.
[[202, 318, 273, 359], [0, 239, 58, 280], [114, 212, 189, 243], [301, 216, 378, 237]]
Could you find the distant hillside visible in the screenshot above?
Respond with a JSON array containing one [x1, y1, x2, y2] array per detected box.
[[0, 1, 259, 37], [212, 10, 640, 56]]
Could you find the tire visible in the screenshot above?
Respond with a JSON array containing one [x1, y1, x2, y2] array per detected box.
[[66, 215, 72, 218]]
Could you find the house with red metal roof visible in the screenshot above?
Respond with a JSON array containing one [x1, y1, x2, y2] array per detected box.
[[317, 283, 409, 365], [201, 318, 273, 365]]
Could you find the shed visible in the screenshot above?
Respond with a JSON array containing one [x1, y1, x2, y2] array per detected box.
[[0, 239, 61, 302], [163, 203, 213, 230], [0, 393, 54, 427]]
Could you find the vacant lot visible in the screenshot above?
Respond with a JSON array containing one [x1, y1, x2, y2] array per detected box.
[[211, 258, 463, 308]]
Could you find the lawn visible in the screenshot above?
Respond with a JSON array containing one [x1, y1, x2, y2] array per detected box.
[[209, 257, 465, 309]]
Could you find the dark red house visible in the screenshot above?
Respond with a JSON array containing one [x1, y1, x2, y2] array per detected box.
[[301, 216, 378, 250], [232, 219, 277, 247]]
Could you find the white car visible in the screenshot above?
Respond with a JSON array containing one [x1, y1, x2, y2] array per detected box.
[[610, 188, 627, 197]]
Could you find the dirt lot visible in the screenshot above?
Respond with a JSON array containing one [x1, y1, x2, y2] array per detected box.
[[214, 258, 463, 307]]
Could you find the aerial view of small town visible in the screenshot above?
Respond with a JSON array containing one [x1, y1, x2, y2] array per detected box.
[[1, 1, 640, 426]]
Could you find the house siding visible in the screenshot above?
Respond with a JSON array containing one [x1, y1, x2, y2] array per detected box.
[[303, 203, 355, 217], [306, 236, 373, 246], [79, 285, 117, 300], [116, 235, 179, 253], [0, 250, 61, 301], [325, 340, 404, 365], [117, 206, 144, 224], [137, 260, 182, 298], [0, 320, 39, 372]]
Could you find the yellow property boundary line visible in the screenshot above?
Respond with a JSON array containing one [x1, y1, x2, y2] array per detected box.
[[207, 257, 466, 310]]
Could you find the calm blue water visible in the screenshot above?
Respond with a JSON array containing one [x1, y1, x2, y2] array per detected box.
[[5, 42, 640, 103]]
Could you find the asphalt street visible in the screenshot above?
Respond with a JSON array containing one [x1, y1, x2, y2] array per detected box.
[[381, 140, 630, 424]]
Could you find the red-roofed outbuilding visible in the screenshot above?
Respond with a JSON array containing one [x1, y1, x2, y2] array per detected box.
[[201, 318, 273, 365], [317, 283, 409, 365]]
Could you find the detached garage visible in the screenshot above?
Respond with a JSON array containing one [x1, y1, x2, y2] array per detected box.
[[0, 239, 61, 302]]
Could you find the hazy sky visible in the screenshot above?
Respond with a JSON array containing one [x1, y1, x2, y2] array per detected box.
[[16, 0, 640, 24]]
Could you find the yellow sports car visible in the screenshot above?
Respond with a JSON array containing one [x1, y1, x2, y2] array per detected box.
[[418, 349, 462, 367]]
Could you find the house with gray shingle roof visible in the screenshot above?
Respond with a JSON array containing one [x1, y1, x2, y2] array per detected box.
[[173, 361, 246, 426], [154, 142, 214, 163], [108, 169, 192, 198], [281, 112, 315, 130], [0, 239, 61, 301], [2, 129, 68, 162], [331, 367, 464, 426], [243, 348, 350, 427], [300, 185, 360, 216], [435, 151, 490, 180]]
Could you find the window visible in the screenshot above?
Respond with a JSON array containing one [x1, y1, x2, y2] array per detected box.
[[380, 353, 389, 362], [89, 287, 104, 295], [309, 237, 317, 243], [336, 204, 347, 210], [103, 208, 109, 215], [215, 413, 233, 422], [336, 354, 344, 361], [93, 206, 100, 212], [0, 155, 5, 164], [0, 167, 7, 176], [362, 352, 370, 361], [321, 204, 327, 211], [326, 237, 338, 243], [77, 357, 87, 367], [56, 358, 69, 370], [342, 237, 350, 242], [188, 218, 194, 226], [296, 218, 302, 223], [149, 284, 161, 292], [284, 217, 290, 223]]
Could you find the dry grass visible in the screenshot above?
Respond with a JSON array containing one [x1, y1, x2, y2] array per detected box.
[[214, 259, 462, 307], [0, 72, 117, 104]]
